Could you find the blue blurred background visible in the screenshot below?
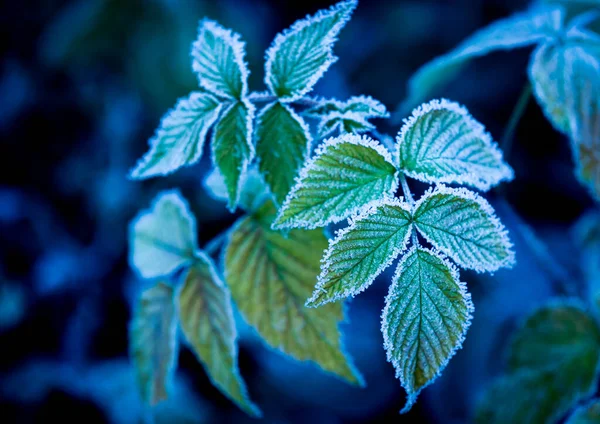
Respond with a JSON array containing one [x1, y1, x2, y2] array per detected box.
[[0, 0, 596, 422]]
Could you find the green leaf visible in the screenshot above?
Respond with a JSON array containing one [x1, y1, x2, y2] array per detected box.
[[476, 301, 600, 424], [130, 93, 221, 179], [129, 191, 197, 279], [305, 95, 388, 118], [256, 102, 312, 205], [191, 19, 248, 100], [306, 199, 412, 307], [274, 134, 398, 230], [529, 42, 573, 133], [398, 99, 514, 190], [224, 201, 362, 385], [317, 113, 374, 138], [566, 399, 600, 424], [413, 185, 515, 272], [211, 100, 255, 210], [382, 247, 473, 413], [401, 6, 563, 113], [265, 0, 357, 101], [178, 253, 261, 417], [565, 45, 600, 201], [129, 282, 178, 406], [204, 166, 270, 213]]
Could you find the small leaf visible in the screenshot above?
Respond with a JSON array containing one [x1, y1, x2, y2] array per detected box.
[[476, 301, 600, 424], [129, 282, 178, 406], [307, 198, 412, 307], [402, 6, 563, 112], [565, 45, 600, 200], [305, 95, 388, 118], [566, 399, 600, 424], [382, 247, 473, 413], [413, 185, 514, 272], [204, 166, 269, 213], [255, 102, 312, 205], [130, 93, 221, 179], [397, 99, 514, 190], [191, 19, 249, 100], [317, 113, 375, 138], [265, 0, 357, 101], [129, 191, 197, 279], [224, 201, 363, 385], [211, 99, 255, 210], [178, 253, 261, 417], [274, 134, 398, 230]]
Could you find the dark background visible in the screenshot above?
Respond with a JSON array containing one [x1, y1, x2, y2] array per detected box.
[[0, 0, 595, 422]]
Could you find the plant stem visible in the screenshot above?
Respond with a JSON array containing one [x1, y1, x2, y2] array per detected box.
[[204, 230, 229, 256], [501, 83, 532, 160], [399, 173, 419, 246]]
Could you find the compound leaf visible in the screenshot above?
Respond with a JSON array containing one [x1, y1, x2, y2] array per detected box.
[[129, 282, 178, 406], [224, 201, 362, 385], [255, 102, 311, 205], [413, 185, 514, 272], [274, 134, 398, 230], [212, 100, 255, 210], [129, 191, 197, 279], [566, 399, 600, 424], [306, 198, 412, 307], [402, 6, 563, 112], [191, 19, 249, 100], [398, 99, 514, 191], [382, 247, 473, 413], [130, 93, 221, 179], [265, 0, 357, 101], [179, 254, 260, 417], [476, 301, 600, 424]]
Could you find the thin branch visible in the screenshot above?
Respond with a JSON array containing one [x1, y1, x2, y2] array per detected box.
[[501, 82, 532, 161]]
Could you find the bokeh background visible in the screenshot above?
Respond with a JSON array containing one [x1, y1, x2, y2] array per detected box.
[[1, 0, 597, 422]]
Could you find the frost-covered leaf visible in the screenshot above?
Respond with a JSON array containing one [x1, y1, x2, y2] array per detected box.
[[130, 93, 221, 179], [129, 282, 178, 406], [265, 0, 357, 101], [566, 399, 600, 424], [129, 191, 197, 279], [178, 253, 260, 417], [397, 99, 514, 191], [565, 46, 600, 200], [224, 201, 362, 385], [413, 185, 514, 272], [382, 247, 473, 413], [476, 301, 600, 424], [255, 102, 312, 205], [204, 166, 269, 213], [306, 199, 412, 307], [274, 134, 398, 230], [191, 20, 249, 100], [211, 100, 255, 210], [305, 95, 388, 118], [402, 6, 563, 111], [316, 113, 373, 138]]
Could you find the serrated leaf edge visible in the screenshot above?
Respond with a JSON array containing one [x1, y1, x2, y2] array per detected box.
[[381, 245, 474, 413], [274, 133, 399, 230], [264, 0, 358, 102], [413, 184, 516, 272], [397, 98, 514, 191]]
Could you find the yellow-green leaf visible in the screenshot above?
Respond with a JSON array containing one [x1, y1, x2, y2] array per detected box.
[[224, 201, 362, 385], [129, 282, 178, 406], [178, 254, 260, 417]]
